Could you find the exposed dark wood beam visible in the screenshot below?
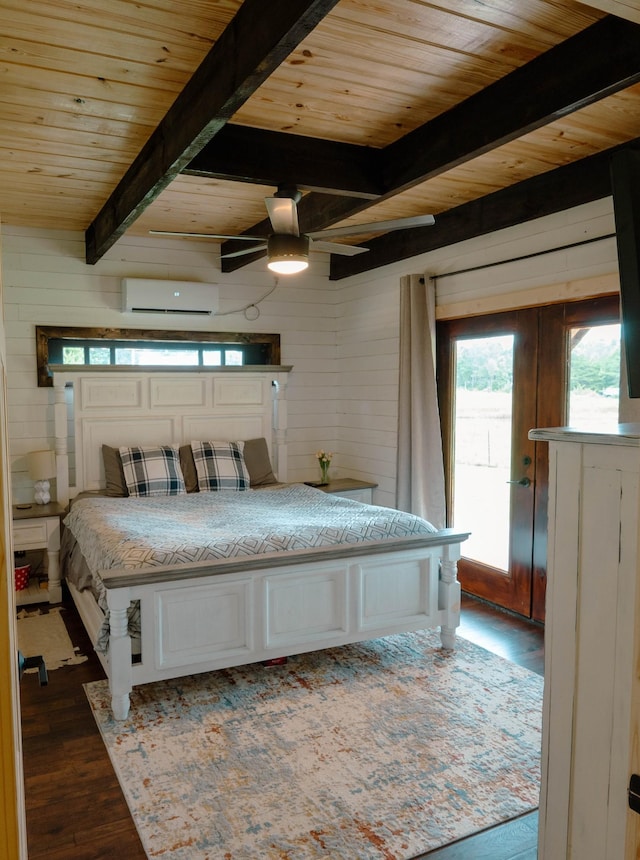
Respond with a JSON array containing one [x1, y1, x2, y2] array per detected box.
[[85, 0, 341, 264], [610, 147, 640, 397], [223, 14, 640, 273], [185, 125, 382, 199], [382, 15, 640, 192], [329, 140, 629, 279]]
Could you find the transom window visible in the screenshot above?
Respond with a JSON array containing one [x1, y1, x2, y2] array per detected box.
[[36, 326, 281, 386], [51, 339, 261, 367]]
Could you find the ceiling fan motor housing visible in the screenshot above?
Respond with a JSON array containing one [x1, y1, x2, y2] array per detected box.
[[268, 233, 309, 256], [267, 233, 310, 275]]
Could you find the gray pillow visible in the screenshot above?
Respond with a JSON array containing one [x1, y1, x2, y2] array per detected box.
[[179, 444, 198, 493], [102, 444, 129, 497], [243, 437, 278, 487]]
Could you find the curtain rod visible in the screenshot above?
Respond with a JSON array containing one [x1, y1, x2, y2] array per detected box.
[[423, 232, 616, 283]]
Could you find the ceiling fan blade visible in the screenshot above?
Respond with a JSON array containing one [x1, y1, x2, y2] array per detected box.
[[149, 230, 264, 241], [265, 196, 300, 235], [220, 243, 268, 260], [308, 213, 435, 240], [310, 239, 369, 256]]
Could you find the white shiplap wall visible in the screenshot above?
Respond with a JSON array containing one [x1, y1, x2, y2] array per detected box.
[[1, 198, 629, 508], [2, 226, 340, 504]]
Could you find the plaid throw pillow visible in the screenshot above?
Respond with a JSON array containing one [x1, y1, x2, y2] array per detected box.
[[191, 441, 250, 491], [118, 445, 186, 497]]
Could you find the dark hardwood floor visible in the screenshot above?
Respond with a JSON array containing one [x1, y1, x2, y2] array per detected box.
[[19, 590, 544, 860]]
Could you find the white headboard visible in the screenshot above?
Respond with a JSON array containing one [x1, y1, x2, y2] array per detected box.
[[52, 370, 289, 505]]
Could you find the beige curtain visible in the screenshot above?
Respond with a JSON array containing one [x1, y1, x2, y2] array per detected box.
[[396, 274, 446, 528]]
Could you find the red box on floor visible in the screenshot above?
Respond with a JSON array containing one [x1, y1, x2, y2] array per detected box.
[[14, 563, 30, 591]]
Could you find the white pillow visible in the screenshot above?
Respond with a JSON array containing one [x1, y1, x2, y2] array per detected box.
[[118, 445, 186, 497], [190, 441, 250, 491]]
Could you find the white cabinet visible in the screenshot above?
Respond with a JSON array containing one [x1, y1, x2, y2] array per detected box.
[[529, 424, 640, 860], [12, 503, 63, 605]]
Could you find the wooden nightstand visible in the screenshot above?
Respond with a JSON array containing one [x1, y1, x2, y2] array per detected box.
[[315, 478, 378, 503], [12, 502, 64, 605]]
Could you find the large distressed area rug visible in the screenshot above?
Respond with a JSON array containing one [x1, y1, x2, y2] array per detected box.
[[85, 630, 543, 860]]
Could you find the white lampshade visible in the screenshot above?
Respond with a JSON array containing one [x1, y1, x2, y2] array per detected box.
[[27, 450, 56, 505], [27, 450, 56, 480]]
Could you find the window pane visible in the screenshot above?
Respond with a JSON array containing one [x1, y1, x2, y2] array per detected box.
[[203, 350, 222, 366], [225, 350, 243, 366], [88, 347, 111, 365], [453, 335, 514, 571], [62, 346, 85, 365], [568, 323, 620, 425]]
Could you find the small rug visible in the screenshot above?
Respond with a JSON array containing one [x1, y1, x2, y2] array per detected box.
[[17, 606, 88, 671], [85, 630, 543, 860]]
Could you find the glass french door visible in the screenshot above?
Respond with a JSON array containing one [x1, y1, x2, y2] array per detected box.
[[437, 296, 620, 621]]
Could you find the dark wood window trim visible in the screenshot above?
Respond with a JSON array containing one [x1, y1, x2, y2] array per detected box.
[[36, 326, 282, 387]]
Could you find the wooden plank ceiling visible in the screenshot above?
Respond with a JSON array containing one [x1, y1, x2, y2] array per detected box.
[[2, 0, 640, 279]]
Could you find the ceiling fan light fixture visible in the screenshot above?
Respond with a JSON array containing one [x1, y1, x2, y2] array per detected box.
[[267, 233, 309, 275]]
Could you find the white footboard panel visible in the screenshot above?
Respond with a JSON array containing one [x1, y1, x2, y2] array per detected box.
[[264, 565, 349, 648], [155, 578, 254, 670], [75, 535, 466, 720], [357, 554, 435, 632]]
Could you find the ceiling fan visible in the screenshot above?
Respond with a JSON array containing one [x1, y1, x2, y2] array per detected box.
[[150, 185, 435, 274]]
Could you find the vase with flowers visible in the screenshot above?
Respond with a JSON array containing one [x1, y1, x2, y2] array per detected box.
[[316, 450, 332, 485]]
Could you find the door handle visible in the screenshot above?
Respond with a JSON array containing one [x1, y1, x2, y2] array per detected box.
[[507, 476, 531, 487]]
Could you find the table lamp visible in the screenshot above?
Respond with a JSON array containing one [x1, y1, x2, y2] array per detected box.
[[27, 449, 56, 504]]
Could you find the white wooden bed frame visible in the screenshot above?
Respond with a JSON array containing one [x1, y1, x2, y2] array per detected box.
[[53, 369, 467, 720]]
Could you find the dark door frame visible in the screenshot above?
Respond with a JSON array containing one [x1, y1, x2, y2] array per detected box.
[[437, 293, 620, 622]]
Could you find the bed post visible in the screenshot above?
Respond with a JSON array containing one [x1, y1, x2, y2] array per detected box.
[[53, 376, 70, 507], [439, 541, 462, 649], [107, 589, 133, 721], [272, 375, 288, 482]]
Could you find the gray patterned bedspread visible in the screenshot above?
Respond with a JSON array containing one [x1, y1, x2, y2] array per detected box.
[[64, 483, 437, 574], [63, 483, 438, 651]]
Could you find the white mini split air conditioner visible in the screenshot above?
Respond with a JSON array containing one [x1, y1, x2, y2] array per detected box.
[[122, 279, 219, 315]]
